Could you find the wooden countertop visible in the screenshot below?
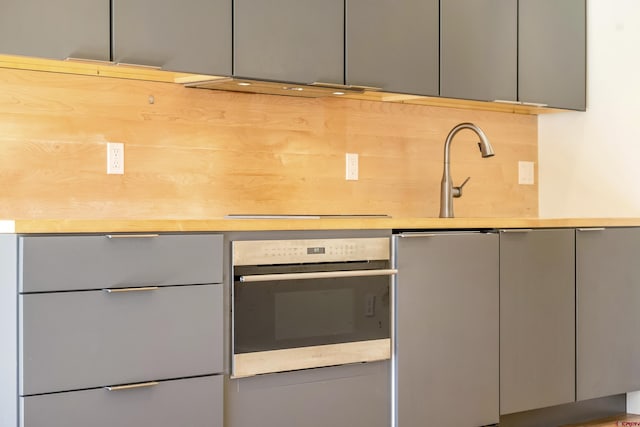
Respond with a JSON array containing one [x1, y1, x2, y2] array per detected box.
[[3, 217, 640, 234]]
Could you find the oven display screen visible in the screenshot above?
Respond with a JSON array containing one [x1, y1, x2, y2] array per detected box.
[[307, 246, 325, 255]]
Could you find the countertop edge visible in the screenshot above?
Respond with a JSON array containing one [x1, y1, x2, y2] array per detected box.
[[5, 218, 640, 234]]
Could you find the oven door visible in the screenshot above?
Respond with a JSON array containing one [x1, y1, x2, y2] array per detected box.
[[232, 261, 394, 378]]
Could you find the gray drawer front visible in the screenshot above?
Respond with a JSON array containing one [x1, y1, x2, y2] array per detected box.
[[19, 234, 222, 292], [20, 284, 223, 395], [21, 375, 222, 427]]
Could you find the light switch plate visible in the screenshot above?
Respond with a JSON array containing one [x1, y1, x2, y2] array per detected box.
[[518, 161, 535, 185], [346, 153, 358, 181]]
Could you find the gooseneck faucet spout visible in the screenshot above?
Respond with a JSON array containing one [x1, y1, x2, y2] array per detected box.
[[439, 122, 495, 218]]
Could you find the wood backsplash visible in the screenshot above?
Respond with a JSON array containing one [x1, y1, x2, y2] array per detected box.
[[0, 67, 537, 220]]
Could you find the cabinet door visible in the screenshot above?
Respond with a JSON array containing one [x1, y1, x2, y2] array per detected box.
[[112, 0, 231, 75], [0, 0, 109, 61], [440, 0, 517, 102], [576, 228, 640, 400], [346, 0, 439, 96], [234, 0, 343, 84], [226, 362, 389, 427], [500, 229, 575, 415], [519, 0, 586, 110], [395, 232, 499, 427]]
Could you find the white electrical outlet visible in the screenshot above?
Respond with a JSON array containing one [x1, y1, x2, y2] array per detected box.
[[518, 161, 534, 185], [346, 153, 358, 181], [107, 142, 124, 175]]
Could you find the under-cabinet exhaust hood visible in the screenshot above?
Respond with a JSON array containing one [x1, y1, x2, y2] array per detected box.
[[180, 76, 376, 98]]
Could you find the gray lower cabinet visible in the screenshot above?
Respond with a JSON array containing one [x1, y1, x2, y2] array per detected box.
[[226, 361, 389, 427], [346, 0, 439, 96], [20, 284, 223, 395], [0, 0, 109, 61], [519, 0, 586, 110], [112, 0, 231, 75], [1, 233, 224, 427], [234, 0, 343, 84], [21, 375, 222, 427], [499, 229, 575, 415], [576, 227, 640, 400], [440, 0, 517, 102], [19, 234, 222, 292], [394, 232, 499, 427]]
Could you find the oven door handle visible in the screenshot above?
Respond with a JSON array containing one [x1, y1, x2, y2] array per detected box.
[[239, 269, 398, 283]]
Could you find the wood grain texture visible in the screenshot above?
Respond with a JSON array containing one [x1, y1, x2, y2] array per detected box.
[[6, 218, 640, 234], [0, 67, 538, 219]]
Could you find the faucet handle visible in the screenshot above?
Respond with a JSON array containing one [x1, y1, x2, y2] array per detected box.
[[452, 176, 471, 198]]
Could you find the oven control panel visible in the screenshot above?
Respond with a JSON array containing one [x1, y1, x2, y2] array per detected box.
[[233, 237, 390, 265]]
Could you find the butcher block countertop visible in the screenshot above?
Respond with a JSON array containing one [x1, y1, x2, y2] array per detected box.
[[3, 217, 640, 234]]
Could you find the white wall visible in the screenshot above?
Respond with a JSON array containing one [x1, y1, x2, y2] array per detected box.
[[539, 0, 640, 218]]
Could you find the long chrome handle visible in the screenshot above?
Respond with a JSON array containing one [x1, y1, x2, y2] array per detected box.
[[65, 57, 115, 65], [499, 229, 533, 233], [239, 269, 397, 283], [106, 234, 160, 239], [104, 381, 159, 392], [398, 231, 483, 238], [311, 82, 382, 92], [115, 62, 163, 70], [103, 286, 159, 293], [576, 228, 606, 232], [521, 101, 548, 108]]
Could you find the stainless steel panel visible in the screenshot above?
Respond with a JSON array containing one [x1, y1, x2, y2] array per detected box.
[[233, 237, 390, 265], [20, 284, 223, 395], [21, 375, 222, 427], [19, 234, 222, 292]]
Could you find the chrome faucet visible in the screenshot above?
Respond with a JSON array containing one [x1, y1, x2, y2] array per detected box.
[[439, 122, 495, 218]]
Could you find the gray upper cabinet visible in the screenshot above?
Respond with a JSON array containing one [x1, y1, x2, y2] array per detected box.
[[440, 0, 517, 102], [395, 232, 499, 427], [234, 0, 343, 84], [576, 228, 640, 401], [0, 0, 109, 61], [112, 0, 231, 75], [500, 229, 575, 415], [346, 0, 439, 96], [519, 0, 586, 110]]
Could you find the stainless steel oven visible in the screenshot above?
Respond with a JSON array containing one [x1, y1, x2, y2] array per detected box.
[[231, 237, 396, 378]]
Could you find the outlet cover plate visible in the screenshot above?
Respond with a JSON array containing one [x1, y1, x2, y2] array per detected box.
[[107, 142, 124, 175]]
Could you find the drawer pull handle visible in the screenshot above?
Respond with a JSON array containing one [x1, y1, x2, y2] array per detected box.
[[103, 286, 159, 293], [106, 234, 160, 239], [576, 228, 606, 232], [104, 381, 159, 392], [499, 229, 533, 233]]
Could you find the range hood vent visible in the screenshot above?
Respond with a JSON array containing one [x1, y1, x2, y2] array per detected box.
[[182, 77, 377, 98]]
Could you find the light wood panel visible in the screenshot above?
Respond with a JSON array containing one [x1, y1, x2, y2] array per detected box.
[[0, 67, 538, 220]]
